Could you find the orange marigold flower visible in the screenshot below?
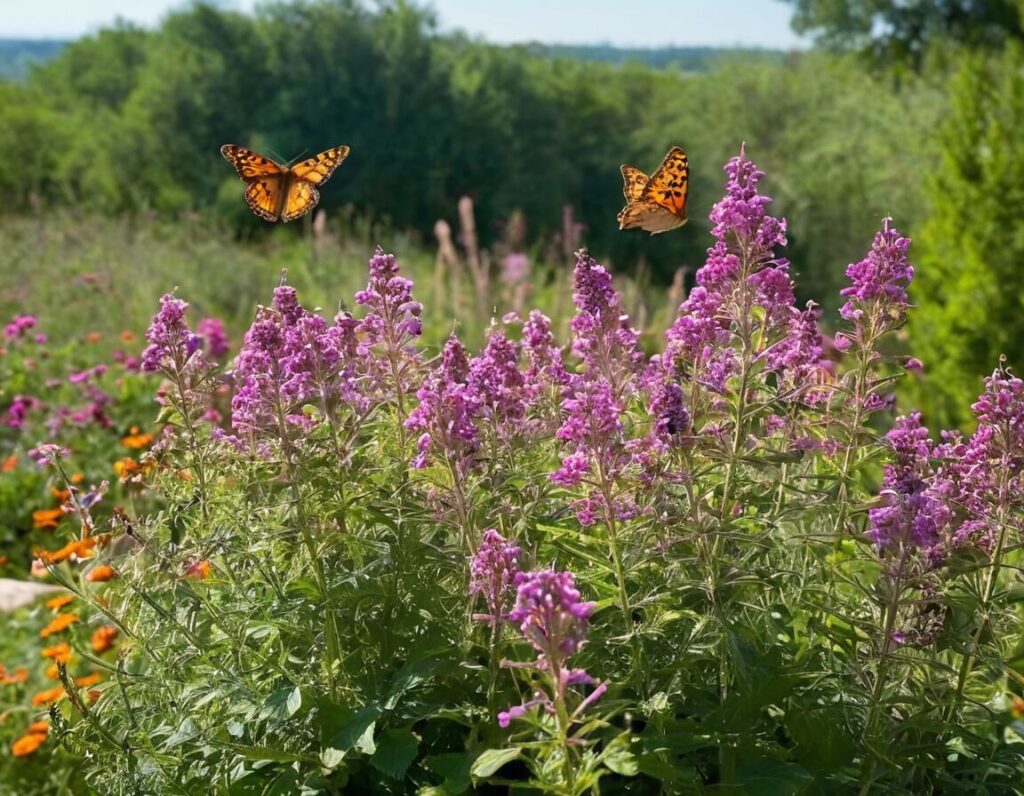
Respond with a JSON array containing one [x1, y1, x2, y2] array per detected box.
[[185, 559, 212, 579], [11, 732, 45, 757], [88, 689, 101, 704], [26, 721, 49, 736], [50, 485, 70, 502], [0, 556, 7, 566], [74, 672, 103, 688], [32, 507, 65, 529], [91, 625, 118, 654], [1, 667, 29, 684], [30, 686, 64, 707], [85, 331, 102, 344], [1012, 695, 1024, 721], [37, 535, 106, 566], [120, 427, 154, 450], [41, 642, 71, 662], [45, 664, 60, 680], [70, 472, 84, 485], [40, 613, 78, 638], [86, 565, 117, 583], [120, 330, 135, 342], [1, 454, 17, 473], [45, 595, 74, 613]]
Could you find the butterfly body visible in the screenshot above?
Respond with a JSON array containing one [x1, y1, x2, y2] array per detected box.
[[617, 146, 689, 235], [221, 144, 349, 222]]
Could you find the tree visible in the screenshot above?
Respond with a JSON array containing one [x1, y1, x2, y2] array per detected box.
[[783, 0, 1023, 63], [907, 43, 1024, 427]]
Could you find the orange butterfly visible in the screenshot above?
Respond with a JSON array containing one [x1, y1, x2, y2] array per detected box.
[[617, 146, 689, 234], [221, 144, 350, 223]]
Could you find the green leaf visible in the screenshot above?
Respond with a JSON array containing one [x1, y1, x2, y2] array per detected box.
[[423, 752, 473, 793], [734, 759, 814, 795], [369, 728, 418, 780], [327, 704, 382, 758], [470, 748, 521, 778], [260, 686, 302, 721]]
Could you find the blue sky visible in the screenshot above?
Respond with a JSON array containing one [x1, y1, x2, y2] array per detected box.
[[2, 0, 804, 48]]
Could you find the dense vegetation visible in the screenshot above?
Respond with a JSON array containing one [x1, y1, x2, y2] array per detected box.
[[4, 149, 1024, 794]]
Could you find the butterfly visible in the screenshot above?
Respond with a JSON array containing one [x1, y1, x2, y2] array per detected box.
[[220, 144, 350, 222], [617, 146, 689, 234]]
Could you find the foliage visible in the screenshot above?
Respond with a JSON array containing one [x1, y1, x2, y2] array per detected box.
[[0, 1, 940, 301], [3, 151, 1023, 794], [784, 0, 1024, 63], [907, 42, 1024, 428]]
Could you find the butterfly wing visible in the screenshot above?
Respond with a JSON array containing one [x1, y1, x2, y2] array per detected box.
[[641, 146, 688, 220], [289, 146, 350, 186], [221, 144, 287, 221], [281, 179, 320, 223], [618, 200, 682, 233], [620, 165, 649, 202], [245, 178, 285, 222]]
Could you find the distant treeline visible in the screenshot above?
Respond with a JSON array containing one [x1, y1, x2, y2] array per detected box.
[[523, 43, 789, 70], [0, 39, 65, 80], [0, 1, 939, 301]]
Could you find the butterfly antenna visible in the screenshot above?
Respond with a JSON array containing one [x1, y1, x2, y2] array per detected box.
[[287, 148, 311, 167]]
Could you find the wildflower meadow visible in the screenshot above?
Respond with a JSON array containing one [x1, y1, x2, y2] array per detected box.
[[2, 149, 1024, 795]]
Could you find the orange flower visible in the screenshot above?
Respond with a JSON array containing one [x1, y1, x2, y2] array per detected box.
[[91, 625, 118, 654], [1, 454, 17, 473], [70, 472, 84, 485], [0, 666, 28, 685], [120, 427, 154, 450], [31, 686, 64, 706], [26, 721, 49, 736], [45, 663, 60, 680], [86, 565, 117, 583], [88, 689, 102, 704], [45, 595, 74, 612], [36, 535, 106, 565], [120, 331, 135, 342], [113, 457, 154, 481], [40, 613, 78, 638], [50, 485, 70, 502], [41, 642, 71, 662], [0, 556, 7, 566], [85, 331, 102, 344], [74, 672, 103, 688], [185, 560, 212, 579], [1012, 695, 1024, 720], [11, 732, 46, 757], [32, 507, 65, 529]]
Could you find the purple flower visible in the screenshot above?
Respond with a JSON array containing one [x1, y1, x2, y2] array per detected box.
[[141, 294, 192, 373], [405, 335, 480, 469], [4, 314, 36, 340], [509, 570, 595, 661], [28, 443, 69, 466], [501, 252, 530, 284], [570, 251, 643, 390], [467, 329, 526, 424], [840, 218, 913, 319], [231, 286, 364, 436], [354, 248, 423, 402], [197, 317, 230, 359], [4, 395, 41, 429], [868, 413, 948, 550], [498, 569, 606, 729], [522, 310, 568, 399], [470, 529, 522, 626]]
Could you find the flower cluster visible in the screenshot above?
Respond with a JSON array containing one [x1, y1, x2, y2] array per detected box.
[[141, 294, 192, 373], [498, 569, 605, 728], [469, 529, 522, 626]]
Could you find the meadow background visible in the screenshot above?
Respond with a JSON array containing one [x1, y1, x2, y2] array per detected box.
[[2, 1, 1024, 794]]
